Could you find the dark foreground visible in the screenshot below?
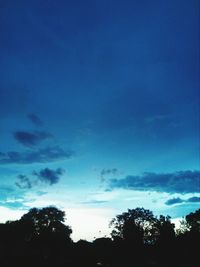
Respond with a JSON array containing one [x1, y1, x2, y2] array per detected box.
[[0, 207, 199, 267]]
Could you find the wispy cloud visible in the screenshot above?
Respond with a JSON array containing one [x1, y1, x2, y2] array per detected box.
[[0, 200, 27, 209], [101, 168, 119, 178], [109, 170, 200, 193], [145, 114, 172, 124], [15, 174, 33, 189], [28, 113, 43, 126], [81, 200, 109, 205], [100, 168, 120, 183], [16, 168, 64, 189], [0, 186, 15, 199], [0, 146, 74, 164], [14, 130, 52, 147]]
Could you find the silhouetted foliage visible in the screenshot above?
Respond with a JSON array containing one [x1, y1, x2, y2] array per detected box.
[[174, 209, 200, 267], [93, 237, 113, 264], [20, 206, 72, 237], [155, 215, 175, 244], [110, 207, 158, 244], [185, 208, 200, 232], [0, 206, 73, 267], [0, 206, 199, 267]]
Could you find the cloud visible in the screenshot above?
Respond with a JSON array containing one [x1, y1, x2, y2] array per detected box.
[[165, 196, 200, 206], [14, 130, 52, 147], [100, 168, 119, 183], [109, 170, 200, 193], [33, 168, 64, 185], [15, 174, 33, 189], [0, 185, 25, 203], [187, 197, 200, 203], [0, 146, 74, 164], [36, 191, 47, 196], [0, 186, 15, 200], [165, 198, 184, 205], [16, 168, 64, 190], [28, 113, 43, 126], [81, 200, 109, 205], [101, 168, 119, 177], [0, 200, 27, 209]]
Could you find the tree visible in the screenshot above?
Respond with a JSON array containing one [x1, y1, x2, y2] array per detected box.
[[176, 208, 200, 235], [185, 208, 200, 232], [20, 206, 72, 239], [16, 206, 73, 266], [156, 215, 175, 244], [175, 209, 200, 266], [155, 215, 176, 264], [110, 207, 158, 245]]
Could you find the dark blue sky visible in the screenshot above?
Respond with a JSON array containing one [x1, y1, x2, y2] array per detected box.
[[0, 0, 199, 240]]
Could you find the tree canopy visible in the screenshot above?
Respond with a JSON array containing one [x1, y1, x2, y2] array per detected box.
[[185, 208, 200, 232], [0, 206, 199, 267], [110, 207, 159, 244], [19, 206, 72, 240]]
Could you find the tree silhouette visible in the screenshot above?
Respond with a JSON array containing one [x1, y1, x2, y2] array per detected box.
[[93, 237, 113, 264], [110, 208, 159, 265], [156, 215, 175, 244], [185, 208, 200, 232], [0, 206, 73, 266], [20, 207, 72, 265], [154, 215, 176, 265], [176, 208, 200, 235], [20, 206, 72, 237], [174, 209, 200, 266], [0, 206, 200, 267], [110, 207, 158, 244]]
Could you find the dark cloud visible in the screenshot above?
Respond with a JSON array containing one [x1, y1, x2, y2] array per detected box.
[[14, 130, 52, 147], [0, 146, 74, 164], [165, 196, 200, 206], [165, 198, 184, 205], [109, 170, 200, 193], [28, 113, 43, 126], [16, 168, 64, 190], [15, 174, 33, 189], [187, 197, 200, 203], [33, 168, 64, 185]]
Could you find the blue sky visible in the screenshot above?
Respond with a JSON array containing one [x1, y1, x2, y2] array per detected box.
[[0, 0, 199, 241]]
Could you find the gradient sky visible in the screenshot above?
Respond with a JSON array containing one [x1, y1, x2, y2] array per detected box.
[[0, 0, 199, 241]]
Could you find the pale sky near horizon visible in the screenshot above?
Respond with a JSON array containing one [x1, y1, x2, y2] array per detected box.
[[0, 0, 199, 241]]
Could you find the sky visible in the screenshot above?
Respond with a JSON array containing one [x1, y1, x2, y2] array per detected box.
[[0, 0, 199, 241]]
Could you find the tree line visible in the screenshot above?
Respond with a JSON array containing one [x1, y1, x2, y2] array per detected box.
[[0, 206, 199, 267]]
